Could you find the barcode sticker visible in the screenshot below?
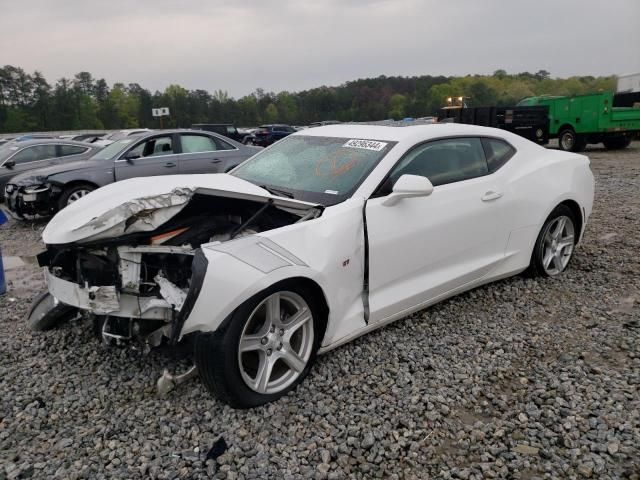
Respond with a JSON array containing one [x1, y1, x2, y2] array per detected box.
[[342, 139, 388, 151]]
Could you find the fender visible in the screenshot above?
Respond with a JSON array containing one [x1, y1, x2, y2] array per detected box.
[[179, 197, 368, 347]]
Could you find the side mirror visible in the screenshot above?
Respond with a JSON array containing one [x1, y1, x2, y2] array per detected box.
[[3, 160, 15, 169], [124, 151, 140, 162], [382, 174, 434, 206]]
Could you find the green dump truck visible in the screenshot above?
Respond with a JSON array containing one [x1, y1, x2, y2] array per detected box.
[[517, 91, 640, 151]]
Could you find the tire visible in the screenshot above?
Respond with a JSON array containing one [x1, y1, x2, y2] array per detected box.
[[529, 205, 577, 277], [558, 128, 586, 152], [57, 183, 95, 210], [195, 280, 325, 408], [27, 291, 77, 331], [244, 138, 254, 146], [603, 136, 631, 150]]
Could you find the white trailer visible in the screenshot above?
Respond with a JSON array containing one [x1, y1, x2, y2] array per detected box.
[[617, 73, 640, 93]]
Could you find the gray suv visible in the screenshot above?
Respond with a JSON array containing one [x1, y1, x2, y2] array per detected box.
[[4, 129, 261, 217]]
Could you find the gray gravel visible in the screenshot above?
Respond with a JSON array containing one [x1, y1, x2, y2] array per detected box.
[[1, 143, 639, 479]]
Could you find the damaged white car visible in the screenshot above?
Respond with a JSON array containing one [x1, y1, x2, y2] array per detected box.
[[29, 124, 595, 407]]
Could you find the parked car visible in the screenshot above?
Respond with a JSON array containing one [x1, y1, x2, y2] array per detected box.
[[93, 129, 152, 146], [0, 139, 102, 201], [309, 121, 341, 128], [244, 124, 296, 146], [4, 129, 260, 217], [70, 133, 107, 143], [11, 134, 56, 142], [26, 123, 594, 408], [0, 138, 14, 147], [191, 124, 247, 143]]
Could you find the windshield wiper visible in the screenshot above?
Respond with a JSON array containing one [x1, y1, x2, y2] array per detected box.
[[258, 184, 294, 199]]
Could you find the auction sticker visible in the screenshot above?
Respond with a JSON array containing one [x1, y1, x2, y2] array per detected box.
[[343, 139, 387, 151]]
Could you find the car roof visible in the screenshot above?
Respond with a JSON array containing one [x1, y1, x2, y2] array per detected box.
[[294, 122, 541, 149], [4, 138, 99, 148]]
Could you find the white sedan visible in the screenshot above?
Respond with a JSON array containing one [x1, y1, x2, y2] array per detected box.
[[30, 124, 594, 407]]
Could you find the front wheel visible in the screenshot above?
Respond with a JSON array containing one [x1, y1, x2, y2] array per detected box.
[[195, 282, 324, 408], [529, 205, 577, 277], [558, 129, 586, 152], [57, 183, 95, 210]]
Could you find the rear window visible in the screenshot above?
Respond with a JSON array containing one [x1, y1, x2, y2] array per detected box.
[[482, 138, 516, 173], [60, 145, 88, 156]]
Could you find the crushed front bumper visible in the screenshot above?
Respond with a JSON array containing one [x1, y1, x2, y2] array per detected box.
[[4, 184, 55, 217], [44, 268, 173, 320]]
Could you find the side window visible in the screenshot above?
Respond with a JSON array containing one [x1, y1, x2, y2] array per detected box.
[[10, 145, 57, 164], [59, 145, 88, 157], [389, 137, 488, 187], [226, 126, 237, 135], [482, 138, 516, 173], [214, 137, 235, 151], [181, 134, 218, 153], [128, 136, 174, 158]]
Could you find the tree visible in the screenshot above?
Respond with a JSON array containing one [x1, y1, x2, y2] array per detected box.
[[388, 93, 407, 119]]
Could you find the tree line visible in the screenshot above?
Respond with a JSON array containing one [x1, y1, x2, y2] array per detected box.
[[0, 66, 616, 133]]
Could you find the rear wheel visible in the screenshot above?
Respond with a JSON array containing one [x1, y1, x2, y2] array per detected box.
[[529, 205, 577, 277], [195, 281, 324, 408], [57, 183, 95, 210], [27, 291, 78, 331], [603, 136, 631, 150]]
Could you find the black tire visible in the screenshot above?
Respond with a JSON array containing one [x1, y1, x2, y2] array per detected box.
[[244, 138, 254, 146], [57, 183, 95, 211], [603, 136, 631, 150], [27, 291, 77, 331], [529, 205, 577, 277], [195, 280, 325, 408], [558, 128, 585, 152]]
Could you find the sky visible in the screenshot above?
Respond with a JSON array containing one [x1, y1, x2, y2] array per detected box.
[[1, 0, 639, 97]]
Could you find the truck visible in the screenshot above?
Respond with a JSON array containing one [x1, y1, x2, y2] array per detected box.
[[517, 92, 640, 151], [437, 105, 550, 145]]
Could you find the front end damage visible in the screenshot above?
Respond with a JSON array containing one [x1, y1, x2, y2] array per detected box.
[[33, 177, 322, 391]]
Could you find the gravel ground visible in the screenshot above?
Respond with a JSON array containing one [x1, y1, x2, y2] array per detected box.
[[1, 143, 639, 480]]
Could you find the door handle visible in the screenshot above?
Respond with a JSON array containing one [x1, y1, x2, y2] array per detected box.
[[482, 190, 503, 201], [164, 162, 176, 168], [210, 158, 221, 164]]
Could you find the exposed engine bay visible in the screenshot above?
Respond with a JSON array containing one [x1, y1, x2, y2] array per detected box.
[[37, 192, 321, 347]]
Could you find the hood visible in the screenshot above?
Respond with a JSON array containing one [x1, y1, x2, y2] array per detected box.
[[10, 158, 102, 185], [42, 173, 320, 245]]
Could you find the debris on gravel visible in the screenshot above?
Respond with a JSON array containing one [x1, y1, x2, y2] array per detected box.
[[1, 143, 639, 479]]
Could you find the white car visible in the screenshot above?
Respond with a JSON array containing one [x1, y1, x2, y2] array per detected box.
[[93, 129, 152, 146], [30, 124, 594, 407]]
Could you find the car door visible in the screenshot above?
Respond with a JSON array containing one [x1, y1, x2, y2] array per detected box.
[[178, 132, 245, 174], [114, 134, 179, 181], [365, 137, 513, 323], [0, 144, 58, 190]]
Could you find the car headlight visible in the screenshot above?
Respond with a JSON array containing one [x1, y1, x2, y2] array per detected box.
[[23, 184, 50, 194], [5, 184, 15, 194]]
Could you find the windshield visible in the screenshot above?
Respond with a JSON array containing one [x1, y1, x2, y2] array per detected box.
[[232, 135, 396, 205], [0, 145, 20, 163], [90, 138, 136, 160]]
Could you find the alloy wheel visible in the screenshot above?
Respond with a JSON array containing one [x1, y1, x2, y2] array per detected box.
[[238, 291, 314, 394], [67, 189, 91, 204], [542, 215, 575, 275]]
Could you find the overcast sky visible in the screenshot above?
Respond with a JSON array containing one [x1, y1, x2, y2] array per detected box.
[[1, 0, 638, 97]]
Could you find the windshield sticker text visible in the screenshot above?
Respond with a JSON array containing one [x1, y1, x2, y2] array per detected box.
[[343, 139, 388, 151]]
